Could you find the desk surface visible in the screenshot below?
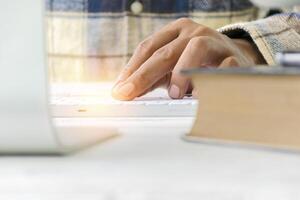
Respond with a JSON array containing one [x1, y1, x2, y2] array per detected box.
[[1, 118, 300, 199]]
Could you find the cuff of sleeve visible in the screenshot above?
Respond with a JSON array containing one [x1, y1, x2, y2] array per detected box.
[[218, 13, 300, 65]]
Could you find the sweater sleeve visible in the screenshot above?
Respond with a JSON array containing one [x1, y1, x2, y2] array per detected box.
[[218, 13, 300, 65]]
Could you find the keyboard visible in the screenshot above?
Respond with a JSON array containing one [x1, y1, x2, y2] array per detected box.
[[50, 83, 198, 117]]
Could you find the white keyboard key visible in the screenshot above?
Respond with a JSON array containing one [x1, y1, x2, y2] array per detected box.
[[50, 84, 198, 117]]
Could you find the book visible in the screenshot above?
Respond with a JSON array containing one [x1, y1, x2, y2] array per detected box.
[[182, 66, 300, 150]]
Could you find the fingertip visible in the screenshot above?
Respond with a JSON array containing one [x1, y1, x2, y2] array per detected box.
[[168, 74, 190, 99], [111, 82, 136, 101], [168, 84, 183, 99]]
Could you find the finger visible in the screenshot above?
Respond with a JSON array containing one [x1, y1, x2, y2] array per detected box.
[[169, 36, 229, 99], [114, 24, 180, 85], [219, 56, 240, 68], [112, 38, 189, 100], [114, 18, 217, 86], [137, 73, 172, 97]]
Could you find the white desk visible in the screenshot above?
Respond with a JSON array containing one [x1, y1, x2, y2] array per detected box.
[[1, 118, 300, 200]]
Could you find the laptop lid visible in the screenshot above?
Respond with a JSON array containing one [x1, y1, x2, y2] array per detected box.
[[0, 0, 61, 153]]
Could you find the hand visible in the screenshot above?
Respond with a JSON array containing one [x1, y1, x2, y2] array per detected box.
[[112, 18, 265, 100]]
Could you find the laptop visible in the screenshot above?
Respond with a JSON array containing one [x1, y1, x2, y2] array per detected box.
[[0, 0, 196, 154]]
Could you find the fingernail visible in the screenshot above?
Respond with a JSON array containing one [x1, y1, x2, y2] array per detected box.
[[169, 85, 180, 99], [113, 82, 135, 97]]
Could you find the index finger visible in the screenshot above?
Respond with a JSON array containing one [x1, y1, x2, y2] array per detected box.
[[114, 23, 180, 85], [112, 37, 189, 100]]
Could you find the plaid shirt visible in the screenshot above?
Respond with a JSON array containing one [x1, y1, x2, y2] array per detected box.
[[46, 0, 299, 82], [220, 12, 300, 65]]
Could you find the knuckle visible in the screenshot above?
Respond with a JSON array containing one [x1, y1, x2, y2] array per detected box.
[[121, 67, 133, 76], [136, 38, 154, 56], [174, 18, 194, 26], [136, 72, 151, 85], [193, 26, 211, 35], [188, 36, 210, 52], [226, 57, 239, 66], [227, 56, 236, 63], [153, 47, 176, 62]]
